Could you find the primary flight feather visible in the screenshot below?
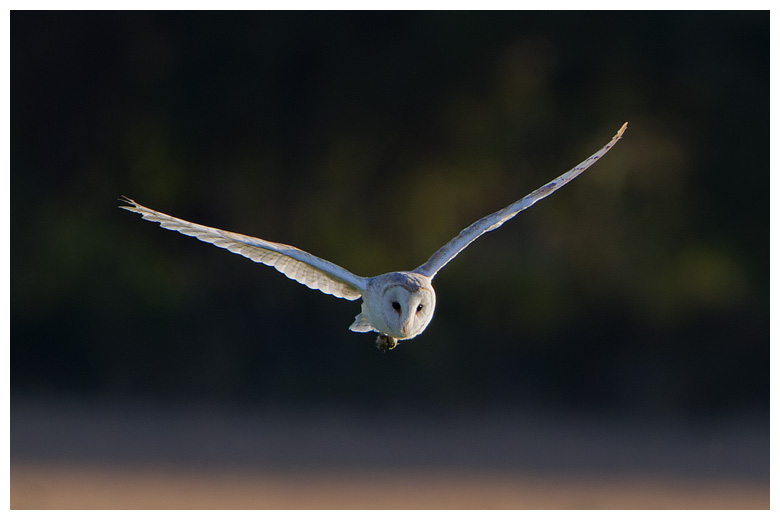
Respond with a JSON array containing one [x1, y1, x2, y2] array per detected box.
[[122, 122, 627, 350]]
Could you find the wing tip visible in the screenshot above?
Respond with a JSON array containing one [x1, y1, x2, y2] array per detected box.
[[118, 196, 139, 212]]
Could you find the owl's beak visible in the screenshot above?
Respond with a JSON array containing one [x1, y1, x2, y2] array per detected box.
[[400, 318, 411, 336]]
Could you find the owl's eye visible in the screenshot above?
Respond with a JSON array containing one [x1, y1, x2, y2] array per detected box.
[[416, 304, 424, 313], [391, 301, 401, 312]]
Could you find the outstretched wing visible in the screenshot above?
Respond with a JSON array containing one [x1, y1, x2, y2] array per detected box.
[[414, 122, 627, 279], [121, 198, 367, 300]]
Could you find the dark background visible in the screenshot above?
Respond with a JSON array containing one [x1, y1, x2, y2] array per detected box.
[[10, 11, 769, 506]]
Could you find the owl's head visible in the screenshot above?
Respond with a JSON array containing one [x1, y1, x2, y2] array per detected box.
[[367, 272, 436, 341]]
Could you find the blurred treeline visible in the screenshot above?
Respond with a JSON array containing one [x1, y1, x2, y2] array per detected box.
[[11, 11, 767, 417]]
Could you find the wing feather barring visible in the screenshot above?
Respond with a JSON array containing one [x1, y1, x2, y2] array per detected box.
[[122, 122, 627, 350]]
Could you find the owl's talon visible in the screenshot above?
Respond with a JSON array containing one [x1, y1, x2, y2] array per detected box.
[[376, 334, 398, 352]]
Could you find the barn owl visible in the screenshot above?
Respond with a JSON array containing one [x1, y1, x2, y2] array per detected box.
[[122, 122, 626, 351]]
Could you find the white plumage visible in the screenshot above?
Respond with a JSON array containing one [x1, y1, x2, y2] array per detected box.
[[122, 122, 627, 350]]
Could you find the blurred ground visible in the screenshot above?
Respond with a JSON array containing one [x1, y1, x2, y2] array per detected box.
[[10, 400, 768, 509], [10, 464, 768, 509]]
